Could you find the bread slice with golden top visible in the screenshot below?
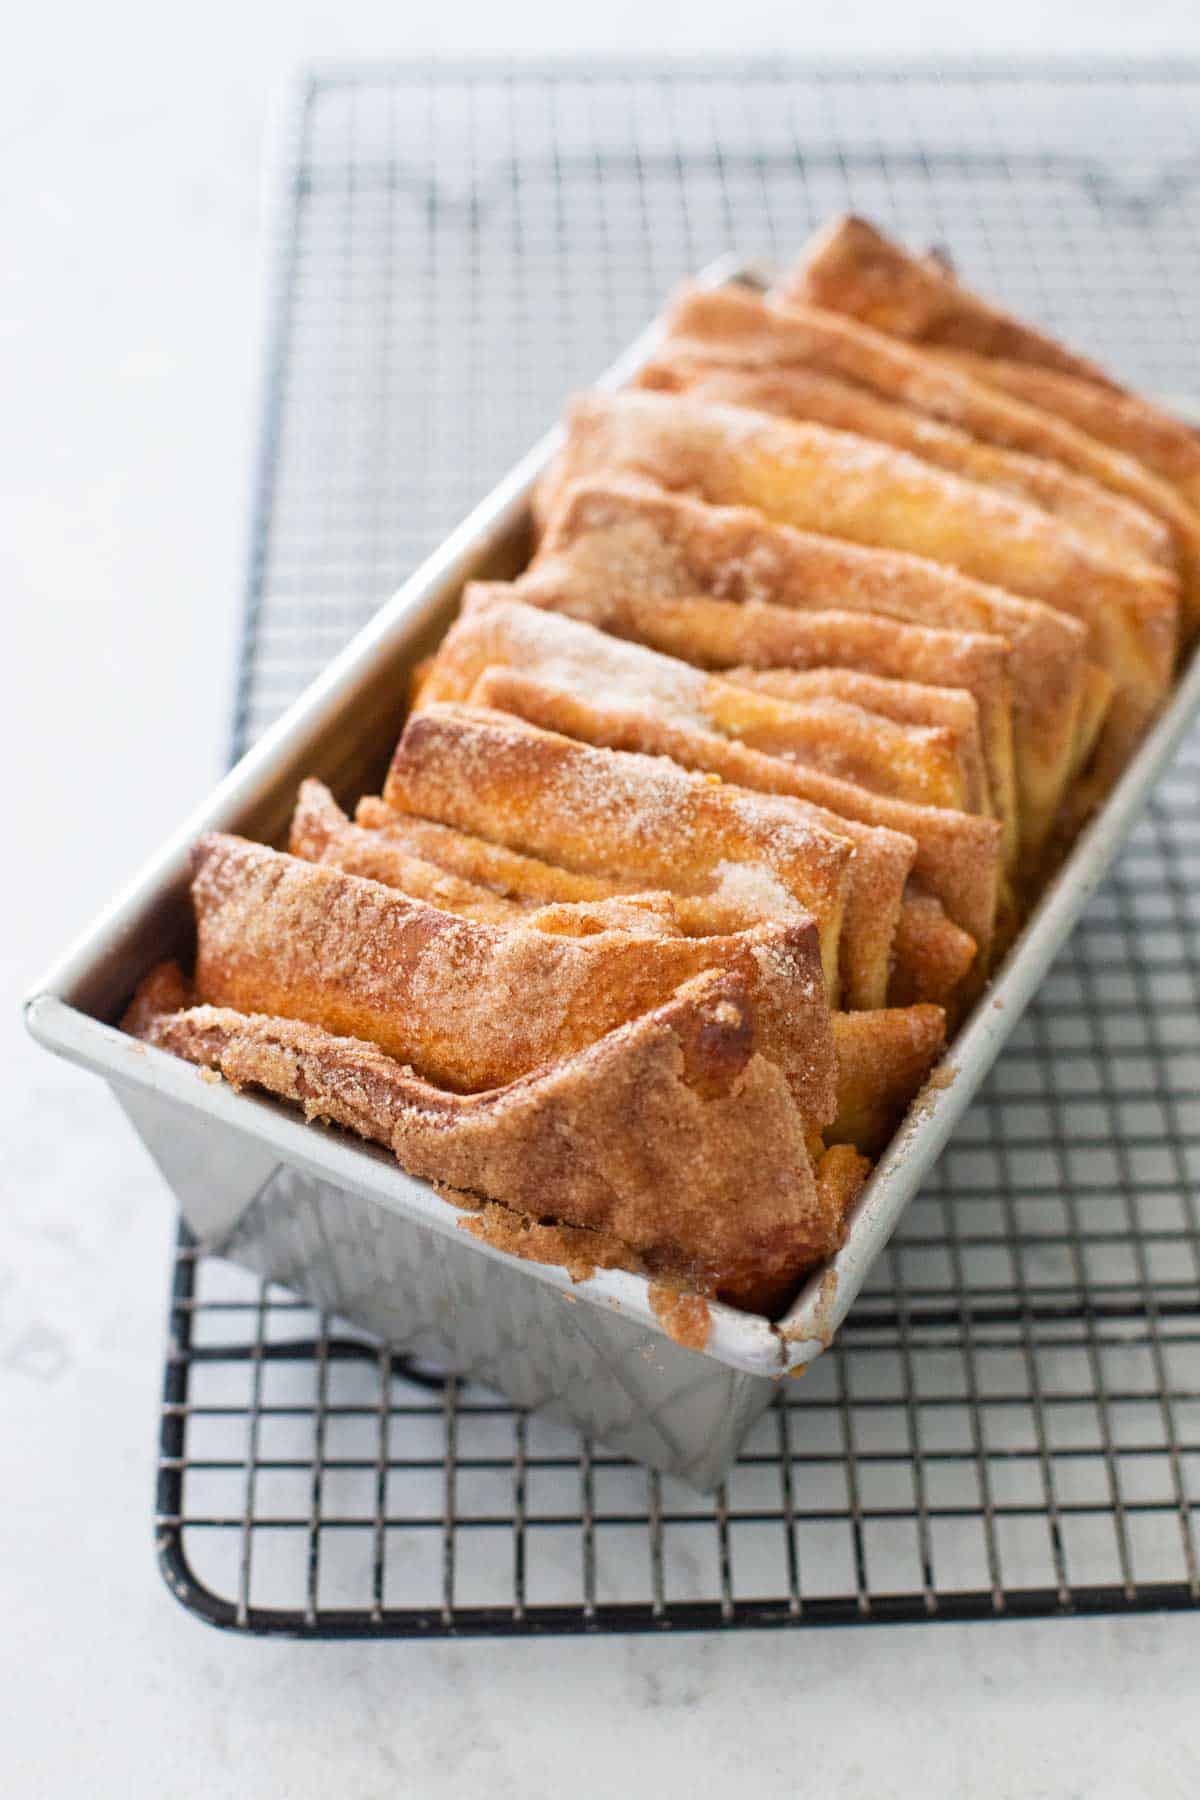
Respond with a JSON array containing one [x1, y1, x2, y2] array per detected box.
[[123, 961, 854, 1320]]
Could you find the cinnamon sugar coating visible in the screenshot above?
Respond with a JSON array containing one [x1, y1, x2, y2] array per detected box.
[[428, 591, 976, 813], [779, 215, 1117, 386], [539, 390, 1177, 775], [726, 663, 989, 818], [124, 965, 847, 1316], [639, 344, 1170, 572], [830, 1004, 947, 1155], [386, 702, 931, 1012], [291, 778, 528, 924], [939, 351, 1200, 541], [353, 799, 628, 908], [191, 830, 835, 1120], [384, 703, 865, 1002], [786, 214, 1200, 518], [498, 552, 1013, 850], [776, 217, 1200, 622], [443, 673, 1000, 975], [535, 477, 1088, 858]]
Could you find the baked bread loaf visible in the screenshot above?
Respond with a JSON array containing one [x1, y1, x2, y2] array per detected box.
[[124, 216, 1195, 1337]]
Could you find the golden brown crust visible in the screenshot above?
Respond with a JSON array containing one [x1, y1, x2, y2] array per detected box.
[[535, 475, 1088, 860], [473, 665, 996, 979], [124, 964, 847, 1316], [459, 1202, 644, 1288], [291, 778, 528, 924], [724, 663, 990, 819], [441, 670, 999, 981], [813, 1143, 872, 1228], [540, 391, 1178, 761], [356, 781, 957, 1011], [646, 1285, 713, 1352], [467, 668, 967, 1008], [299, 779, 704, 945], [784, 217, 1200, 542], [353, 794, 819, 939], [658, 279, 1197, 617], [762, 244, 1200, 616], [119, 958, 194, 1036], [386, 702, 927, 1012], [1069, 663, 1118, 785], [190, 832, 836, 1118], [638, 349, 1171, 572], [779, 214, 1117, 387], [353, 800, 627, 908], [384, 704, 873, 1004], [428, 591, 974, 812], [830, 1004, 947, 1155], [938, 351, 1200, 526], [504, 538, 1020, 863], [884, 886, 977, 1012]]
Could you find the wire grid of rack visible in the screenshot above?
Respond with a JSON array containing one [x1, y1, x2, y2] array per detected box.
[[158, 61, 1200, 1635]]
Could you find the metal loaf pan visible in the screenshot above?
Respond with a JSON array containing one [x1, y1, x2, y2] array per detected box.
[[25, 271, 1200, 1490]]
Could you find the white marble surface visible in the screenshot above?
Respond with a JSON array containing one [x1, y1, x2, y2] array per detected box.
[[6, 6, 1200, 1796]]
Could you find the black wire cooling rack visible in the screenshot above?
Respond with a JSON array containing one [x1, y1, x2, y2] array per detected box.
[[157, 60, 1200, 1636]]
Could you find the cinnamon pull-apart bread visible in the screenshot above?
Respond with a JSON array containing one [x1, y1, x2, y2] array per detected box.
[[639, 298, 1171, 574], [124, 963, 855, 1316], [533, 477, 1092, 860], [778, 214, 1200, 630], [186, 830, 836, 1106], [778, 213, 1116, 385], [385, 703, 921, 1013], [415, 606, 1000, 981], [716, 270, 1200, 612], [291, 779, 944, 1150], [125, 216, 1191, 1334], [428, 590, 979, 812], [934, 353, 1200, 532], [537, 390, 1178, 786]]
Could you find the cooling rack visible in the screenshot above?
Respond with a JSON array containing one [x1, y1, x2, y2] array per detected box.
[[157, 59, 1200, 1635]]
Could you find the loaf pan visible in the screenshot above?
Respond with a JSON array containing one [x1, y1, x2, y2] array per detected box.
[[25, 269, 1200, 1489]]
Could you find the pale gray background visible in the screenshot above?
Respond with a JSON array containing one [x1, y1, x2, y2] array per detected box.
[[5, 6, 1200, 1797]]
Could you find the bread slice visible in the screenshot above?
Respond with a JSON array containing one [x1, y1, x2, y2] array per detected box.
[[122, 961, 848, 1318], [784, 215, 1200, 528], [190, 831, 835, 1116], [291, 783, 951, 1165], [385, 702, 934, 1011], [382, 707, 887, 1000], [830, 1004, 947, 1155], [460, 667, 998, 984], [937, 351, 1200, 527], [533, 477, 1094, 858], [778, 213, 1116, 386], [290, 778, 530, 924], [772, 224, 1200, 621], [427, 591, 978, 813], [539, 391, 1176, 778], [723, 664, 990, 817], [638, 351, 1170, 572], [360, 787, 971, 1018]]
